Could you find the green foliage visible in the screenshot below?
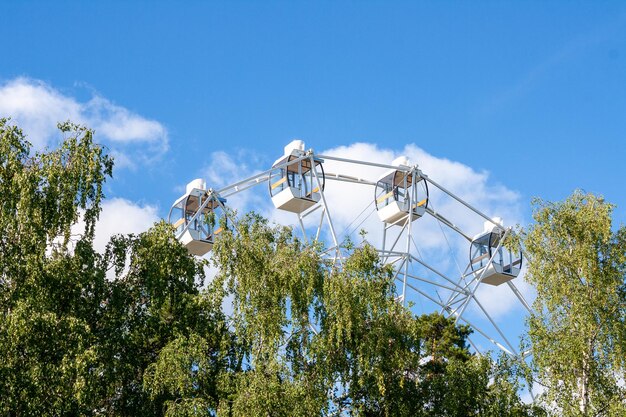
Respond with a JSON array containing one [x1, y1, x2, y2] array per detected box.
[[0, 119, 114, 415], [144, 333, 224, 416], [156, 213, 538, 417], [0, 118, 537, 416], [524, 191, 626, 416], [0, 120, 221, 415], [93, 223, 223, 415]]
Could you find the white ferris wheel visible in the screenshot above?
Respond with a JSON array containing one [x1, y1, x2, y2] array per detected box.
[[168, 139, 533, 359]]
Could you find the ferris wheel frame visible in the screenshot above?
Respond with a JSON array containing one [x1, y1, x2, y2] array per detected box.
[[170, 145, 534, 361]]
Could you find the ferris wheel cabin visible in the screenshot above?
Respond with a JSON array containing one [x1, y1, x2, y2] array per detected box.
[[375, 156, 429, 225], [269, 140, 325, 214], [469, 220, 522, 286], [169, 178, 227, 256]]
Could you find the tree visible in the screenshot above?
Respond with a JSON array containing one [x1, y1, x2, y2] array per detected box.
[[524, 191, 626, 416], [94, 223, 225, 415], [0, 119, 223, 416], [146, 213, 542, 417], [0, 119, 114, 415]]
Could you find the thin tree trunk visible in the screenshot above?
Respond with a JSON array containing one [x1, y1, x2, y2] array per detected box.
[[580, 343, 591, 416]]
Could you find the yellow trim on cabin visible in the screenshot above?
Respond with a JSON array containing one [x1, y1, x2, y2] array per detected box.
[[413, 198, 427, 208], [271, 176, 287, 190], [376, 190, 395, 204], [305, 186, 320, 197]]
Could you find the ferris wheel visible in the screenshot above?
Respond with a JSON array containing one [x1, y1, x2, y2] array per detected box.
[[168, 140, 533, 358]]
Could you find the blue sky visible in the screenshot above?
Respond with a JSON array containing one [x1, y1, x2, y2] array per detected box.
[[1, 1, 626, 358], [2, 1, 626, 218]]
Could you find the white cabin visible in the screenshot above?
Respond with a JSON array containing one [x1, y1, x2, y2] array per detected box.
[[375, 156, 428, 225], [169, 179, 227, 256], [269, 140, 325, 214], [469, 219, 522, 286]]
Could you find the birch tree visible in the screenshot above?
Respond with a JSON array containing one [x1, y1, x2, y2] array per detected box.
[[524, 192, 626, 416]]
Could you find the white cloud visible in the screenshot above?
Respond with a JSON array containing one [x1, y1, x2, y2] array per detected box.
[[92, 198, 160, 253], [68, 198, 159, 253], [0, 77, 168, 167], [204, 151, 242, 189], [0, 78, 81, 148]]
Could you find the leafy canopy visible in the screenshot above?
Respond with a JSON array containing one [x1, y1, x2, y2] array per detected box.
[[0, 118, 540, 416], [524, 191, 626, 416]]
